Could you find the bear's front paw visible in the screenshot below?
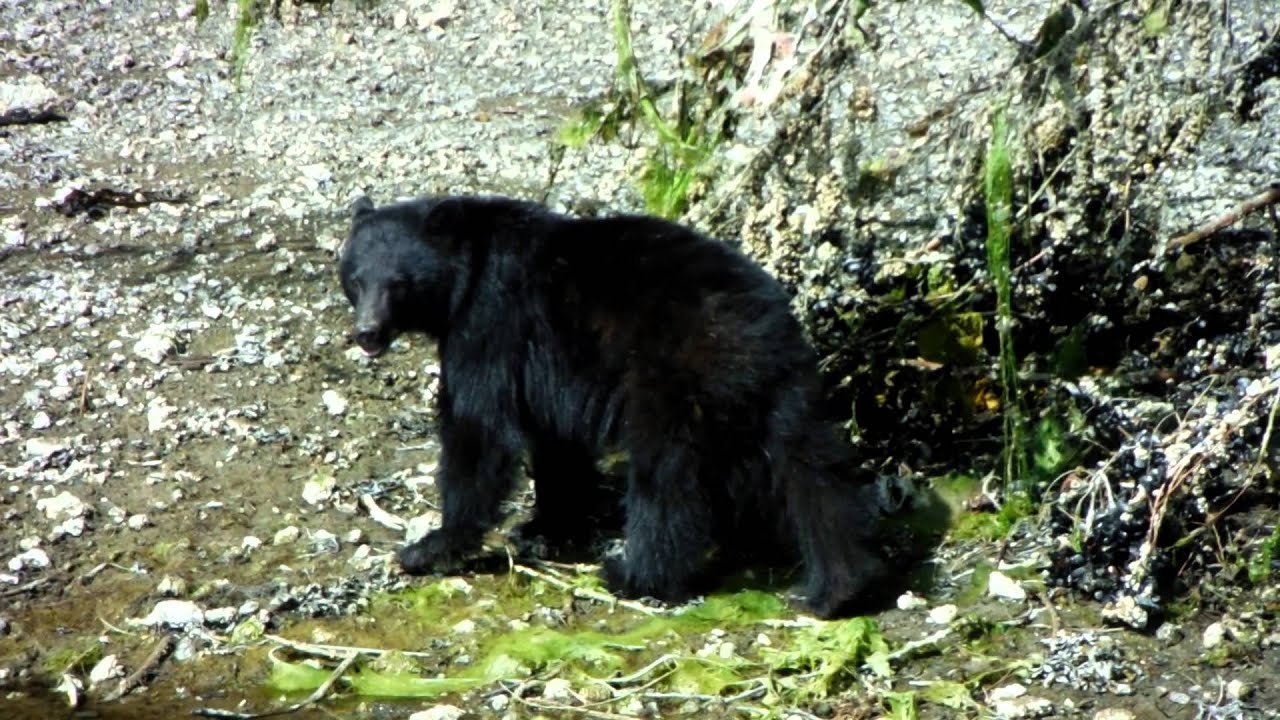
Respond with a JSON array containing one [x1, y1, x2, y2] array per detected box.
[[397, 529, 473, 575], [601, 554, 640, 598]]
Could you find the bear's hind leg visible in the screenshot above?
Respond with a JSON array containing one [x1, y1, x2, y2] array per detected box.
[[785, 472, 885, 618], [603, 442, 716, 603]]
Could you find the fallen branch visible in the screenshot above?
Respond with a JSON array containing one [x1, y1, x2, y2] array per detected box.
[[602, 653, 679, 686], [511, 563, 665, 616], [880, 627, 952, 664], [264, 633, 436, 660], [101, 634, 176, 702], [359, 493, 407, 531], [0, 577, 50, 599], [1168, 183, 1280, 252], [193, 652, 357, 719]]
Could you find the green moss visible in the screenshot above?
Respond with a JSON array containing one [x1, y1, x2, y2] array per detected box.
[[764, 617, 890, 702], [1247, 523, 1279, 585], [269, 585, 793, 700], [42, 638, 103, 676], [1143, 1, 1171, 37], [917, 311, 984, 365]]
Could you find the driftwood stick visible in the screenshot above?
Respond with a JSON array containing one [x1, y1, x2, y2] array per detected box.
[[1169, 183, 1280, 251], [101, 633, 176, 702], [511, 563, 666, 616], [193, 652, 358, 719]]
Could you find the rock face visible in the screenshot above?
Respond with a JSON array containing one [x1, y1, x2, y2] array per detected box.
[[690, 2, 1280, 619]]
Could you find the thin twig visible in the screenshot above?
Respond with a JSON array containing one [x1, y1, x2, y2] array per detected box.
[[101, 634, 176, 702], [504, 688, 639, 720], [263, 633, 437, 660], [602, 653, 679, 686], [881, 627, 952, 664], [0, 577, 50, 599], [640, 685, 767, 704], [1168, 183, 1280, 252], [511, 563, 665, 616], [193, 652, 358, 719], [79, 369, 91, 415]]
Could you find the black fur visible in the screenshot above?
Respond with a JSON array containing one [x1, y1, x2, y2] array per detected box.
[[338, 195, 884, 617]]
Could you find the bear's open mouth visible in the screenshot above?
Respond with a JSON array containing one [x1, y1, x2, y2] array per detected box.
[[353, 329, 391, 358]]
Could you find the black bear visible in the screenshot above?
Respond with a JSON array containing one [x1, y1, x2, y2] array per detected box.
[[338, 194, 884, 617]]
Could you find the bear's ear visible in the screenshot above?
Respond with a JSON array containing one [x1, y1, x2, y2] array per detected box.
[[351, 196, 375, 219]]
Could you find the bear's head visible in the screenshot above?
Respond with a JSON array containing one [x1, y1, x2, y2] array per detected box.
[[339, 196, 457, 356]]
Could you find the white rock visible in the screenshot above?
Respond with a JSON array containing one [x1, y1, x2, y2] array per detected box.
[[126, 514, 149, 530], [542, 677, 574, 702], [993, 695, 1053, 719], [37, 491, 87, 521], [439, 577, 473, 596], [321, 389, 347, 416], [273, 526, 300, 545], [989, 683, 1027, 701], [133, 325, 177, 364], [25, 438, 67, 458], [139, 599, 205, 629], [146, 398, 176, 433], [1202, 621, 1227, 649], [1101, 595, 1149, 629], [405, 511, 443, 543], [755, 633, 771, 646], [242, 535, 263, 552], [1092, 709, 1137, 720], [408, 705, 466, 720], [987, 571, 1027, 601], [33, 347, 58, 364], [157, 576, 187, 597], [52, 516, 86, 539], [31, 411, 52, 430], [88, 655, 124, 687], [927, 604, 958, 625], [896, 591, 928, 610], [299, 163, 332, 185], [302, 475, 337, 505], [451, 619, 476, 634], [1225, 678, 1252, 700], [54, 673, 82, 709], [204, 607, 237, 627], [308, 529, 339, 554], [8, 548, 51, 572]]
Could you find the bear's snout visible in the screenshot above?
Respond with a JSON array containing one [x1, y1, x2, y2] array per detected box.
[[353, 324, 390, 357]]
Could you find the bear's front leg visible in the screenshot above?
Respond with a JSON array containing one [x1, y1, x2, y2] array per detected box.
[[398, 406, 523, 575]]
